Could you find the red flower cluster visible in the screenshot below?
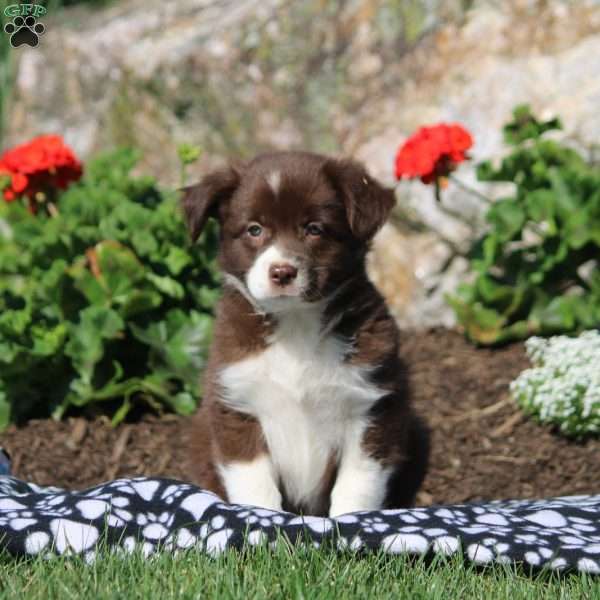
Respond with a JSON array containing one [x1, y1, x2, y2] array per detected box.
[[0, 135, 82, 202], [394, 123, 473, 184]]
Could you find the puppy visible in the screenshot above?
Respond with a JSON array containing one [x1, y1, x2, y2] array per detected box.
[[183, 151, 428, 517]]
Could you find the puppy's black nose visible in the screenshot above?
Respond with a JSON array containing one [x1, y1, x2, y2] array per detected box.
[[269, 263, 298, 287]]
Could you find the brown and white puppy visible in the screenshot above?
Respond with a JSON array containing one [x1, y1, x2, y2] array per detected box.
[[183, 151, 428, 517]]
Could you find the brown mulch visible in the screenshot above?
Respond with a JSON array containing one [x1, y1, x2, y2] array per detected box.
[[1, 329, 599, 506]]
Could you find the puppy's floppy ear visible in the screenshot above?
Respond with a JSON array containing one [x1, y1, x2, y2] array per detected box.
[[180, 165, 240, 242], [322, 158, 396, 242]]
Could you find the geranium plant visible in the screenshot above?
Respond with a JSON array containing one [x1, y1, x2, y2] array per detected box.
[[395, 107, 600, 344], [450, 106, 600, 344], [0, 142, 219, 429]]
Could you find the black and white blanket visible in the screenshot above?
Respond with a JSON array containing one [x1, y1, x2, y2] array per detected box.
[[1, 474, 599, 573]]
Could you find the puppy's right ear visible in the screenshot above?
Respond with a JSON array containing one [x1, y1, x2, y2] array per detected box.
[[180, 166, 240, 242]]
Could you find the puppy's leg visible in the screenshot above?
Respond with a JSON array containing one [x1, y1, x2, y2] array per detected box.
[[329, 423, 391, 517], [218, 453, 283, 511], [208, 401, 283, 511]]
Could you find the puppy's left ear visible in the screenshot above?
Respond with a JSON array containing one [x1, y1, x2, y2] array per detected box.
[[323, 158, 396, 242], [180, 165, 241, 242]]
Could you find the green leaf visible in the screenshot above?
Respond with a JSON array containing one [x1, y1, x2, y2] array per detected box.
[[69, 255, 104, 305], [529, 271, 544, 285], [486, 199, 526, 241], [589, 270, 600, 295], [482, 235, 500, 266], [189, 282, 221, 310], [0, 339, 21, 365], [70, 262, 108, 306], [171, 391, 196, 415], [465, 305, 505, 344], [131, 230, 158, 256], [0, 383, 10, 430], [0, 309, 31, 336], [524, 189, 556, 224], [130, 309, 211, 389], [493, 320, 532, 343], [503, 104, 562, 145], [70, 241, 151, 311], [476, 276, 514, 305], [111, 398, 132, 426], [535, 297, 578, 332], [31, 323, 68, 357], [476, 160, 501, 182], [564, 210, 591, 249], [164, 246, 192, 276], [571, 296, 600, 329], [96, 241, 146, 299], [548, 168, 578, 216], [65, 306, 124, 384], [119, 289, 163, 319], [448, 294, 506, 345], [177, 143, 202, 166], [145, 273, 185, 299]]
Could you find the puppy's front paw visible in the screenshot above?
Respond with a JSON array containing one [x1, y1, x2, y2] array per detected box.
[[329, 500, 365, 518], [329, 458, 391, 517], [219, 455, 283, 512], [234, 487, 283, 512]]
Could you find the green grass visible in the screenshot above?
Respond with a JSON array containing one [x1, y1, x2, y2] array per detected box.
[[0, 541, 598, 600]]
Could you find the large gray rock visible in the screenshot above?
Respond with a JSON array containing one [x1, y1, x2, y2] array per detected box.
[[5, 0, 600, 327], [355, 1, 600, 326]]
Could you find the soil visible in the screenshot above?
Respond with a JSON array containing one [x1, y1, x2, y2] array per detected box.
[[1, 329, 599, 506]]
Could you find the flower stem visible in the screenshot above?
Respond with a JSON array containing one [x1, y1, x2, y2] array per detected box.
[[47, 202, 59, 218], [432, 178, 477, 227], [449, 174, 491, 204]]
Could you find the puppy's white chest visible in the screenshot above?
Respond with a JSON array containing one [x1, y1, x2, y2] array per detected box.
[[218, 312, 383, 510]]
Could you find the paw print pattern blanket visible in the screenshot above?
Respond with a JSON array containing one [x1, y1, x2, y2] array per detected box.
[[1, 475, 600, 573]]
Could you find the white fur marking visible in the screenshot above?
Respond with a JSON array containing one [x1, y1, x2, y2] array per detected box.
[[218, 454, 282, 511], [223, 273, 265, 315], [267, 170, 281, 194], [219, 307, 386, 513], [245, 245, 307, 309], [329, 422, 392, 517]]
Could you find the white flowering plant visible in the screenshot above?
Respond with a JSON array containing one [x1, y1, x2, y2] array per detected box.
[[510, 331, 600, 437]]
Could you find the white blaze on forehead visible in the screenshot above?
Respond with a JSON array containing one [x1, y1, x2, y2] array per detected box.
[[266, 171, 281, 195]]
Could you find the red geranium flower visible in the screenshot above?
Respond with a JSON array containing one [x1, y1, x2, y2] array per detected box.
[[394, 123, 473, 184], [0, 135, 82, 204]]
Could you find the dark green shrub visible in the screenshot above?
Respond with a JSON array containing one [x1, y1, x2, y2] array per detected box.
[[0, 148, 219, 428], [448, 106, 600, 344]]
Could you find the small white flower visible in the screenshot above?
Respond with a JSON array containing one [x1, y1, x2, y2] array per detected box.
[[511, 331, 600, 436]]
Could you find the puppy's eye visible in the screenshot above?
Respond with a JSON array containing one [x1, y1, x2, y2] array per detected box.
[[305, 222, 324, 237], [247, 223, 263, 237]]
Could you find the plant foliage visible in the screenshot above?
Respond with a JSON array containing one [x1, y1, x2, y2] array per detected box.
[[448, 105, 600, 344], [0, 148, 219, 428]]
